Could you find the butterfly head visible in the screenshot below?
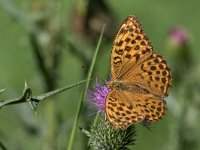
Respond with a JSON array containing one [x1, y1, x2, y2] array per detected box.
[[106, 81, 124, 90]]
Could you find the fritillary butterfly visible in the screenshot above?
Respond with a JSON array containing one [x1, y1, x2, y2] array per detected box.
[[106, 16, 172, 129]]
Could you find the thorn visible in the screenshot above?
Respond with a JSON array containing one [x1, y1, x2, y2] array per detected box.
[[79, 127, 90, 137], [23, 81, 38, 113], [29, 101, 38, 114], [24, 80, 28, 89], [0, 89, 5, 94]]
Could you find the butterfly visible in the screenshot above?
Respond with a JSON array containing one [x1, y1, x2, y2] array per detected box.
[[105, 16, 172, 129]]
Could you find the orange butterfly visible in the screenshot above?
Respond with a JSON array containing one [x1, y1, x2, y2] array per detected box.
[[106, 16, 172, 129]]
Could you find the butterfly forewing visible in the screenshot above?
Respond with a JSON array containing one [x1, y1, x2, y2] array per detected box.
[[123, 52, 172, 97], [111, 16, 153, 80]]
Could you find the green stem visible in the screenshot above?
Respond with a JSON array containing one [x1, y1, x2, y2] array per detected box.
[[67, 24, 105, 150], [0, 140, 7, 150], [0, 79, 87, 109], [34, 79, 88, 101]]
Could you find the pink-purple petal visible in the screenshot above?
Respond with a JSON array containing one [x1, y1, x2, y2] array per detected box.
[[89, 81, 109, 112]]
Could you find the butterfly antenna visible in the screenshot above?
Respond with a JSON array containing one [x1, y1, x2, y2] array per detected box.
[[81, 65, 107, 84]]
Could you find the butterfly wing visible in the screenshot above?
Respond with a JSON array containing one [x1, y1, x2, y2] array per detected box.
[[123, 52, 172, 97], [111, 15, 153, 80], [107, 15, 171, 129], [110, 15, 172, 98], [106, 89, 166, 129]]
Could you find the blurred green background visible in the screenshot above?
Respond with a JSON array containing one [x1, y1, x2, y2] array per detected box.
[[0, 0, 200, 149]]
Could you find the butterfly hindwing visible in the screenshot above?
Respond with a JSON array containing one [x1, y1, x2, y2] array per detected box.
[[140, 53, 172, 97], [106, 90, 144, 129], [106, 89, 167, 129], [123, 52, 172, 97]]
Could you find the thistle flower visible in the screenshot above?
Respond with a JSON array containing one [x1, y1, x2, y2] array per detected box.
[[169, 27, 188, 47], [81, 118, 136, 150], [89, 80, 109, 112], [167, 26, 191, 84]]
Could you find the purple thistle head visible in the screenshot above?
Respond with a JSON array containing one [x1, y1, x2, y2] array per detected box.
[[169, 27, 188, 46], [89, 80, 110, 112]]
